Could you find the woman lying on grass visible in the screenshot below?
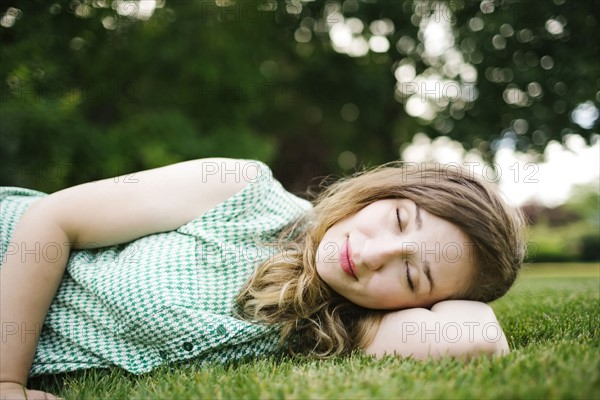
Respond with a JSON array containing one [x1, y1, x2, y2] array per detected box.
[[0, 158, 525, 399]]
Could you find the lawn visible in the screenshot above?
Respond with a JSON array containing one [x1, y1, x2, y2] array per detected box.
[[30, 263, 600, 399]]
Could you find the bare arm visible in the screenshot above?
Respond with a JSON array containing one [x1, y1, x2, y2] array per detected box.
[[0, 210, 72, 387], [364, 300, 509, 360], [0, 158, 258, 389]]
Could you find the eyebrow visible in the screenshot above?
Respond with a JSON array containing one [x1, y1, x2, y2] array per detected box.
[[415, 204, 422, 230], [423, 259, 434, 294], [414, 204, 432, 293]]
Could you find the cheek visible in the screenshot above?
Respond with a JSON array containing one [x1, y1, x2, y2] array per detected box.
[[363, 278, 402, 304], [443, 242, 464, 263], [317, 241, 340, 266]]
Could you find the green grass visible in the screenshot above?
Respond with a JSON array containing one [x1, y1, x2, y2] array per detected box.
[[30, 263, 600, 399]]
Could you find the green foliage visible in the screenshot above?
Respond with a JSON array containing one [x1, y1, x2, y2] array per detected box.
[[1, 0, 598, 192], [29, 264, 600, 399], [580, 234, 600, 262], [563, 182, 600, 224], [452, 0, 600, 153], [525, 184, 600, 262], [526, 220, 598, 262]]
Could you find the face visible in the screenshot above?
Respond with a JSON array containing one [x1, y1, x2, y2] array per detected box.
[[315, 199, 475, 310]]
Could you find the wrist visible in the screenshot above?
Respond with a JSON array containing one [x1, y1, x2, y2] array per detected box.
[[0, 381, 26, 388]]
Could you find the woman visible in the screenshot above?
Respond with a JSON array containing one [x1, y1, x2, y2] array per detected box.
[[0, 158, 524, 399]]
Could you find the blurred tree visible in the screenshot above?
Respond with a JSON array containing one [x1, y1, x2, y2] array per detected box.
[[522, 182, 599, 261], [562, 182, 600, 223], [1, 0, 598, 193]]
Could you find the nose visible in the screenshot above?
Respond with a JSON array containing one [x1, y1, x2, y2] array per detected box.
[[361, 237, 418, 271]]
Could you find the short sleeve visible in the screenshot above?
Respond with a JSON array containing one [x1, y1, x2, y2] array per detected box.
[[176, 160, 312, 238]]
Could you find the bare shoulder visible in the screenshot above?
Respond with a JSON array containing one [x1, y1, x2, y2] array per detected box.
[[364, 300, 509, 360]]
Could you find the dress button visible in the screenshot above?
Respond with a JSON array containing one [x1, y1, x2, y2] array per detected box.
[[217, 325, 227, 336], [182, 342, 194, 352]]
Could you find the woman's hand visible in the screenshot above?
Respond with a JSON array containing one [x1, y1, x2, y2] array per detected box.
[[0, 382, 62, 400]]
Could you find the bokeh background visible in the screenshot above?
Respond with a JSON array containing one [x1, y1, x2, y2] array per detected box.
[[1, 0, 598, 262]]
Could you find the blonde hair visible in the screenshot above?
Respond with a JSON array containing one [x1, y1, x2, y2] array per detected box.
[[235, 162, 525, 357]]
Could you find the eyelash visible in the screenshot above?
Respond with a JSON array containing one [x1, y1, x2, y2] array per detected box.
[[397, 208, 414, 291], [396, 208, 403, 232]]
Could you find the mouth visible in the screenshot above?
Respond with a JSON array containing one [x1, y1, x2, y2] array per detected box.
[[339, 238, 358, 280]]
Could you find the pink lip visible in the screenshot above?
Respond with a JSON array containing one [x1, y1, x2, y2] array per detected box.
[[339, 238, 358, 280]]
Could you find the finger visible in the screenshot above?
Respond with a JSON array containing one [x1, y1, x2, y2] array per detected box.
[[22, 390, 63, 400]]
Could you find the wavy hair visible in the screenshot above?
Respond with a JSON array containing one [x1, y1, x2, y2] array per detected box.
[[235, 162, 526, 357]]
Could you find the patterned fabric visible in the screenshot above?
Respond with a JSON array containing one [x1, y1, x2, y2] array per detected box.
[[0, 160, 312, 376]]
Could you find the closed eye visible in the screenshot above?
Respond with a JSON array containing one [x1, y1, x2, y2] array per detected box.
[[396, 208, 403, 232]]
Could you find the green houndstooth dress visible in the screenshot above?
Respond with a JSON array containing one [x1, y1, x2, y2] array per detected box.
[[0, 160, 312, 376]]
